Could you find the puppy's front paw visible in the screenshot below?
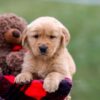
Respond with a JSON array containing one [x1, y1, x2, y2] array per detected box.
[[65, 95, 71, 100], [43, 78, 59, 93], [15, 72, 33, 84]]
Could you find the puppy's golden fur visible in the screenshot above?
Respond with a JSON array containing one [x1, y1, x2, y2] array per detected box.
[[15, 17, 76, 95]]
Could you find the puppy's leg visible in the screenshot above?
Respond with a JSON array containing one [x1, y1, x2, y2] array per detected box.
[[43, 72, 65, 93], [15, 52, 34, 84], [65, 95, 71, 100], [15, 72, 33, 84]]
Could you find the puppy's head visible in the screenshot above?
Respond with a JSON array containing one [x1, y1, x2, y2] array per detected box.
[[22, 17, 70, 58]]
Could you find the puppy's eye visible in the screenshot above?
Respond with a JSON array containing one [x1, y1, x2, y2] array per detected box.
[[33, 34, 39, 39], [49, 35, 56, 39]]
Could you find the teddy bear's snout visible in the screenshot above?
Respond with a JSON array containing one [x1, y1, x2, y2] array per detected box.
[[12, 31, 20, 38]]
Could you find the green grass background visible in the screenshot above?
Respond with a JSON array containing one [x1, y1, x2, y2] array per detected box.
[[0, 0, 100, 100]]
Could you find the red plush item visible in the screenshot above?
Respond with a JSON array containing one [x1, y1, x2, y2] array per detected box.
[[0, 75, 72, 100], [12, 45, 22, 51], [25, 80, 46, 100], [4, 75, 14, 84], [4, 75, 47, 100]]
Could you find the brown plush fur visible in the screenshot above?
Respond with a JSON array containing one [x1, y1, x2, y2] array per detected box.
[[0, 13, 27, 34], [15, 17, 76, 98], [0, 13, 27, 75]]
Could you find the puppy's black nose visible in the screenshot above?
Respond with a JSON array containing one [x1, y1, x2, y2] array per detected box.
[[39, 45, 48, 54], [12, 31, 20, 38]]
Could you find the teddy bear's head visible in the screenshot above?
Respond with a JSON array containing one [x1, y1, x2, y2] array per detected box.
[[0, 13, 27, 49]]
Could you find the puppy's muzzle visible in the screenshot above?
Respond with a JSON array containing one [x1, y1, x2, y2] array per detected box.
[[39, 45, 48, 55]]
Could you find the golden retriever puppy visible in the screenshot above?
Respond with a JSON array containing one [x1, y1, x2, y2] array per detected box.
[[15, 17, 76, 96]]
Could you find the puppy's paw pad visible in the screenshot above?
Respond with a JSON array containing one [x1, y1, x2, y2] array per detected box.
[[43, 79, 59, 93], [15, 73, 32, 84]]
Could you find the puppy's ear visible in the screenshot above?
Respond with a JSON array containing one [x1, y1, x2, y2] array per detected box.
[[61, 26, 70, 47], [22, 28, 29, 49]]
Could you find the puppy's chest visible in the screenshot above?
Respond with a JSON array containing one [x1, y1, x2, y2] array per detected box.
[[34, 61, 50, 78]]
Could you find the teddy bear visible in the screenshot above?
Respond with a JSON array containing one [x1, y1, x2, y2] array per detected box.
[[0, 13, 27, 76]]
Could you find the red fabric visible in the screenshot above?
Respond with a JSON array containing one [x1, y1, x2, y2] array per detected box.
[[12, 45, 22, 51], [0, 75, 72, 100], [3, 75, 47, 100], [4, 75, 15, 84], [25, 80, 46, 100]]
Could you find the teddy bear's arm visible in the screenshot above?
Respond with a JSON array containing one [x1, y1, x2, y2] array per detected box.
[[6, 50, 25, 75]]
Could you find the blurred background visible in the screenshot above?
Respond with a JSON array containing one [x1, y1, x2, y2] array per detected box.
[[0, 0, 100, 100]]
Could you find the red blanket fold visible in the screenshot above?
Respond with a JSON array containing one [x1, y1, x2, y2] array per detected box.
[[0, 75, 72, 100]]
